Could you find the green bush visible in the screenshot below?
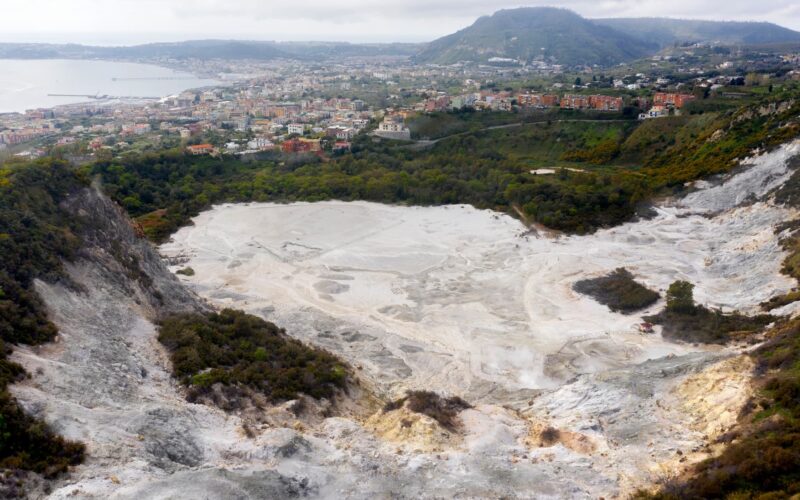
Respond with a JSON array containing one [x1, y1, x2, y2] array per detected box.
[[666, 280, 695, 314], [175, 267, 195, 277], [646, 281, 775, 344], [158, 309, 349, 404], [573, 268, 659, 313]]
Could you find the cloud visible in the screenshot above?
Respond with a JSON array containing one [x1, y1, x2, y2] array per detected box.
[[1, 0, 799, 44]]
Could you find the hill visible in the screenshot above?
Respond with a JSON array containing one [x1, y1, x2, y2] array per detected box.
[[414, 7, 657, 67], [594, 17, 800, 48]]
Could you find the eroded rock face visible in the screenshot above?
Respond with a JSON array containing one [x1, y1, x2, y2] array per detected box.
[[8, 143, 800, 498]]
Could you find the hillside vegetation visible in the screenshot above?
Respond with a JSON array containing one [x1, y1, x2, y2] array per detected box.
[[92, 89, 800, 239], [414, 7, 654, 66], [0, 160, 86, 488], [594, 17, 800, 48], [415, 8, 800, 67], [158, 310, 350, 406], [638, 317, 800, 498]]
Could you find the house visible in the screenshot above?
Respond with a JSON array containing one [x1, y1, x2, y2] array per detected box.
[[335, 127, 356, 141], [247, 137, 274, 151], [281, 138, 321, 154], [333, 141, 351, 152], [639, 105, 669, 120], [287, 123, 305, 135], [374, 116, 411, 140], [186, 144, 215, 155], [653, 92, 695, 109]]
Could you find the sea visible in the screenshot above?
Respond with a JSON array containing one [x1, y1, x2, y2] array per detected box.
[[0, 59, 221, 113]]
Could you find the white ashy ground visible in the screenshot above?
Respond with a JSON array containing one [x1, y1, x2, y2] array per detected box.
[[10, 141, 799, 499], [162, 141, 799, 398]]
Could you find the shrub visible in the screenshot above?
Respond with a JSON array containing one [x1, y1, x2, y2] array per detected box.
[[573, 268, 659, 313], [646, 306, 774, 344], [665, 280, 695, 314], [158, 309, 349, 405], [383, 390, 472, 431], [539, 426, 561, 446]]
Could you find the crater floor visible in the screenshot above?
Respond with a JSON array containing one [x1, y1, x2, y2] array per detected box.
[[161, 142, 799, 401]]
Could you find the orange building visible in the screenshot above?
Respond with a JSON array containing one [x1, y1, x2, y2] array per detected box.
[[653, 92, 695, 109], [186, 144, 215, 155]]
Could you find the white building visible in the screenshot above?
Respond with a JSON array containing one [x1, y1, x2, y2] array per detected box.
[[374, 117, 411, 141], [287, 123, 305, 135], [336, 127, 356, 141], [247, 137, 274, 151]]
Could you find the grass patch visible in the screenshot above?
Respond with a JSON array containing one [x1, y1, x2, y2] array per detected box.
[[573, 268, 659, 313], [158, 309, 350, 405], [175, 267, 195, 277]]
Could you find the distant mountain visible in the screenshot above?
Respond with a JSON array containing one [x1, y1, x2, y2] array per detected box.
[[594, 18, 800, 48], [0, 40, 421, 62], [414, 7, 657, 67], [274, 41, 422, 59]]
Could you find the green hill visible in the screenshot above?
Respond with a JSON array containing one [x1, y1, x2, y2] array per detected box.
[[594, 17, 800, 48], [414, 7, 657, 67]]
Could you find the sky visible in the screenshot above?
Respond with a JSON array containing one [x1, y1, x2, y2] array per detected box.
[[1, 0, 799, 45]]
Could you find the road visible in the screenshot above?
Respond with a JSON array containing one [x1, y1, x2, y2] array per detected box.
[[404, 118, 636, 150]]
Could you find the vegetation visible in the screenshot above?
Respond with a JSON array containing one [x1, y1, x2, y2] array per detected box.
[[638, 317, 800, 499], [382, 390, 471, 431], [665, 280, 696, 314], [407, 108, 523, 140], [157, 309, 349, 405], [175, 267, 195, 277], [645, 281, 775, 344], [641, 111, 800, 498], [0, 159, 86, 481], [414, 7, 655, 66], [763, 166, 800, 310], [595, 17, 800, 49], [91, 90, 800, 241], [572, 268, 659, 313]]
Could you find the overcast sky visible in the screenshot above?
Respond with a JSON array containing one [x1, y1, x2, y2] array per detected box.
[[2, 0, 799, 45]]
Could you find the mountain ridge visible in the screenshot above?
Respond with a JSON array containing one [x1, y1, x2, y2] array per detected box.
[[415, 7, 800, 66], [414, 7, 655, 66], [594, 16, 800, 48]]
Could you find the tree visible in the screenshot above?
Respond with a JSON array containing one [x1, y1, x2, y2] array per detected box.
[[574, 77, 582, 87], [666, 280, 695, 313]]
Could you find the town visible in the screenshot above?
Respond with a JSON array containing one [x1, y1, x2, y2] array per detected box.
[[2, 44, 800, 161]]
